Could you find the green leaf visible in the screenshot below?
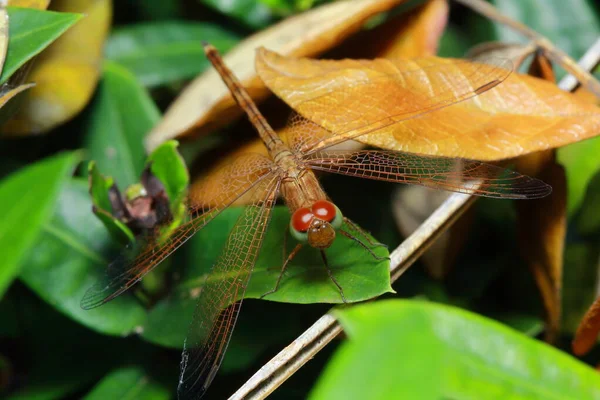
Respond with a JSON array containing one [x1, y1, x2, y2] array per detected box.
[[199, 0, 275, 29], [105, 21, 239, 87], [19, 178, 147, 336], [484, 0, 600, 78], [147, 140, 189, 216], [0, 151, 79, 297], [178, 206, 391, 304], [83, 61, 160, 189], [83, 366, 171, 400], [558, 136, 600, 215], [88, 161, 135, 244], [2, 7, 82, 84], [311, 300, 600, 400], [141, 206, 390, 347]]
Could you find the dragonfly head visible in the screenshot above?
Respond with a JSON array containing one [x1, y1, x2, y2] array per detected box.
[[290, 200, 343, 249]]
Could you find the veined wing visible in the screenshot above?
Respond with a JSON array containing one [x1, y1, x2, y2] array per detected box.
[[256, 49, 512, 154], [177, 176, 280, 399], [305, 150, 551, 199], [81, 153, 275, 310]]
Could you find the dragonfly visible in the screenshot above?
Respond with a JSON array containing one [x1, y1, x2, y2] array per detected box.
[[82, 43, 552, 399]]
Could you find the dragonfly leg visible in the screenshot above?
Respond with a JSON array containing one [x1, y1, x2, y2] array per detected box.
[[260, 243, 303, 299], [343, 217, 387, 249], [339, 229, 390, 262], [320, 250, 347, 303]]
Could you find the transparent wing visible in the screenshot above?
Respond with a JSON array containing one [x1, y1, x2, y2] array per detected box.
[[305, 150, 551, 199], [177, 176, 280, 399], [261, 57, 512, 154], [81, 153, 275, 310]]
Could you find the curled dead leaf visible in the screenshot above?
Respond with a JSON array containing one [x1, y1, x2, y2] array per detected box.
[[2, 0, 111, 135]]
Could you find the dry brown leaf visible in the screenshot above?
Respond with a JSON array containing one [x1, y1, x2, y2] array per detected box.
[[8, 0, 50, 8], [376, 0, 448, 59], [257, 48, 600, 161], [189, 0, 449, 200], [146, 0, 411, 151], [2, 0, 111, 135], [329, 0, 449, 60], [516, 153, 566, 343], [512, 53, 566, 344], [574, 293, 600, 356]]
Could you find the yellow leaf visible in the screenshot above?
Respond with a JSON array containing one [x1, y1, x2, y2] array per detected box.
[[8, 0, 50, 8], [3, 0, 111, 135], [256, 48, 600, 160]]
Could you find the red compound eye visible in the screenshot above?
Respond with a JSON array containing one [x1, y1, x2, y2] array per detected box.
[[291, 207, 314, 232], [311, 200, 336, 222]]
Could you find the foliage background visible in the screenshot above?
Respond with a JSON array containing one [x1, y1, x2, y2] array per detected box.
[[1, 0, 600, 399]]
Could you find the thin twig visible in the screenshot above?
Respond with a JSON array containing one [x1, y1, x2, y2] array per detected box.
[[454, 0, 600, 97], [230, 191, 476, 400]]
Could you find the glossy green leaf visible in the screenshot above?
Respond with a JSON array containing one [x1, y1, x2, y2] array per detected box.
[[147, 140, 189, 216], [177, 206, 391, 304], [485, 0, 600, 78], [83, 61, 160, 189], [311, 300, 600, 400], [105, 21, 239, 87], [83, 366, 171, 400], [558, 136, 600, 215], [19, 179, 147, 336], [141, 206, 390, 347], [1, 7, 82, 84], [199, 0, 275, 29], [0, 151, 79, 297], [88, 161, 135, 244]]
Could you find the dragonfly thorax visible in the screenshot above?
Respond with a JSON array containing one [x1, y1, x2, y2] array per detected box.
[[289, 200, 343, 248]]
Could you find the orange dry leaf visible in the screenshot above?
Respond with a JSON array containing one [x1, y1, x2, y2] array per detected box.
[[256, 48, 600, 161], [146, 0, 411, 150], [516, 153, 566, 343], [189, 0, 449, 199]]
